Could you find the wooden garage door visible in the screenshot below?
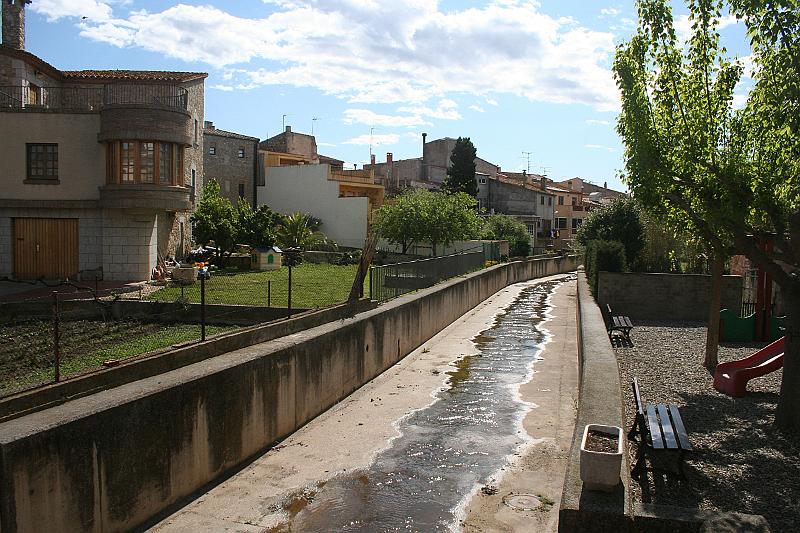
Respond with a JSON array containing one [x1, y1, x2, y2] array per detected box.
[[13, 218, 79, 280]]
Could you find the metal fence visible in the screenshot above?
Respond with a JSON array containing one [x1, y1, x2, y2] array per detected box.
[[0, 83, 188, 112], [369, 247, 489, 303], [0, 263, 359, 399]]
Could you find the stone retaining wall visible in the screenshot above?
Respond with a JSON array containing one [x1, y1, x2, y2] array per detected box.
[[597, 272, 743, 321], [0, 255, 577, 533]]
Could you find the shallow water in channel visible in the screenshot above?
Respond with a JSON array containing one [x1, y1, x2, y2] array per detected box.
[[270, 277, 569, 532]]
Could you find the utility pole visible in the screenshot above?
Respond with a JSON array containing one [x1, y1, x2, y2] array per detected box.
[[522, 151, 533, 173]]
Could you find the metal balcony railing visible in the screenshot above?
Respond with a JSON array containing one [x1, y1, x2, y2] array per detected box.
[[0, 83, 188, 112]]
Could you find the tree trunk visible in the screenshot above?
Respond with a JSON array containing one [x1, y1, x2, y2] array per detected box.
[[349, 234, 377, 302], [776, 292, 800, 433], [704, 254, 724, 368]]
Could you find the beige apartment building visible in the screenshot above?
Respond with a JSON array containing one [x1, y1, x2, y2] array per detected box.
[[0, 0, 206, 281]]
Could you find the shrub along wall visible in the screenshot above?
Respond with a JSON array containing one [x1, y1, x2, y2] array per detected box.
[[0, 255, 577, 533]]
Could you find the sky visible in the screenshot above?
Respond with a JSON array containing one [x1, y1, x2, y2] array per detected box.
[[20, 0, 754, 192]]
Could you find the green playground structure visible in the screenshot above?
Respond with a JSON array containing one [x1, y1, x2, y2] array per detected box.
[[719, 309, 786, 343]]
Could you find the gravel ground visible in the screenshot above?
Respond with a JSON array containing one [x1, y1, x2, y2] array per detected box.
[[614, 323, 800, 533]]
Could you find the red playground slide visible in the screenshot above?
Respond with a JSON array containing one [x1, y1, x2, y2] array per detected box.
[[713, 337, 785, 397]]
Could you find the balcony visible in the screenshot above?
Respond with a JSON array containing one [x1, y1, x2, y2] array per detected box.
[[0, 84, 188, 112], [329, 169, 376, 184], [99, 184, 192, 211]]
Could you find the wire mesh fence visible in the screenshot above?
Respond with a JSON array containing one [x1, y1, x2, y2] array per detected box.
[[369, 247, 491, 303], [0, 262, 362, 399]]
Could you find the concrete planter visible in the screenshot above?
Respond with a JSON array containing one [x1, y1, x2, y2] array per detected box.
[[172, 266, 198, 284], [580, 424, 623, 491]]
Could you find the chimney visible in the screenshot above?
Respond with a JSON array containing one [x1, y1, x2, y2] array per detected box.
[[204, 120, 214, 130], [2, 0, 30, 51], [370, 154, 376, 165], [540, 176, 546, 191], [285, 126, 292, 133], [422, 132, 427, 145], [421, 133, 428, 181], [386, 152, 393, 165], [603, 181, 608, 189]]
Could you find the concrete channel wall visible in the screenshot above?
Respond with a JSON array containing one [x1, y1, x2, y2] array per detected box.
[[559, 270, 631, 532], [597, 272, 743, 321], [0, 255, 577, 533]]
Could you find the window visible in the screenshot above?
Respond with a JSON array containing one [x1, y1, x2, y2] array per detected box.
[[27, 84, 41, 106], [558, 196, 564, 205], [548, 197, 552, 206], [194, 119, 198, 145], [238, 183, 245, 199], [139, 142, 155, 183], [208, 143, 216, 155], [478, 177, 487, 184], [121, 142, 135, 183], [159, 143, 171, 184], [107, 141, 181, 185], [556, 217, 568, 229], [572, 218, 583, 229], [571, 196, 577, 206], [238, 147, 246, 158], [26, 143, 58, 180], [540, 196, 544, 205], [526, 223, 536, 235]]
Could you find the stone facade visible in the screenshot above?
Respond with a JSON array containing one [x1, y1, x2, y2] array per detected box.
[[0, 12, 206, 281], [1, 0, 27, 51], [260, 126, 318, 162], [203, 122, 259, 206]]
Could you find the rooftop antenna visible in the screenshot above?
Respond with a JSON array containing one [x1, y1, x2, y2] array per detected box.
[[312, 117, 321, 135], [522, 151, 533, 173], [540, 166, 551, 178], [369, 126, 375, 160]]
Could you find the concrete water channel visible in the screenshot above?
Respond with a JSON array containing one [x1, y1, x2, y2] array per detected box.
[[152, 274, 578, 533]]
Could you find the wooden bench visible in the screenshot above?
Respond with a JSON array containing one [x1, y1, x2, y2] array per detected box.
[[627, 378, 693, 480], [604, 304, 634, 340]]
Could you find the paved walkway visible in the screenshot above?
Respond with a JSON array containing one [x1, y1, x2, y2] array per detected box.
[[150, 275, 578, 532]]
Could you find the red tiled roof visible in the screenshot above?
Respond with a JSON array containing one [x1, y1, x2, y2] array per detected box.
[[204, 127, 259, 142], [62, 70, 208, 83]]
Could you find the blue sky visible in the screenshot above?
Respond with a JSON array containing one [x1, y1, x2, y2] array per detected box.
[[22, 1, 753, 191]]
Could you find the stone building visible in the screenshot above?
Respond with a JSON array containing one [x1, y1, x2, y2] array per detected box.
[[203, 121, 259, 207], [0, 0, 206, 281], [554, 177, 626, 205], [260, 126, 319, 163]]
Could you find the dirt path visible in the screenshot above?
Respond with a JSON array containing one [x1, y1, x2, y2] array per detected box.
[[150, 274, 578, 532]]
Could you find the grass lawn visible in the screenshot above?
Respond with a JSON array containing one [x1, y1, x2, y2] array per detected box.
[[0, 320, 233, 396], [147, 263, 368, 308]]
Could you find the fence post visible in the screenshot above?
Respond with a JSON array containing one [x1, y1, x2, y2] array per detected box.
[[287, 265, 293, 318], [369, 266, 373, 301], [200, 274, 206, 341], [52, 291, 60, 383], [267, 279, 271, 307]]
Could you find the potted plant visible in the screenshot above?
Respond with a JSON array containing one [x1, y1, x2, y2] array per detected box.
[[580, 424, 623, 491]]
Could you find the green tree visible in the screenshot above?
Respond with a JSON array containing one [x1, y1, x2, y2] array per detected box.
[[276, 212, 332, 251], [235, 200, 283, 249], [372, 189, 482, 255], [372, 189, 429, 254], [615, 0, 800, 430], [426, 191, 483, 255], [480, 214, 531, 257], [191, 179, 237, 260], [577, 197, 645, 267], [443, 137, 478, 197]]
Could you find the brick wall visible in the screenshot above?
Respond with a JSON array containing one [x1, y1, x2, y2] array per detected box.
[[597, 271, 743, 321]]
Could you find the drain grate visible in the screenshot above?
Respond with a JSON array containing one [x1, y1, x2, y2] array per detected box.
[[502, 493, 541, 511]]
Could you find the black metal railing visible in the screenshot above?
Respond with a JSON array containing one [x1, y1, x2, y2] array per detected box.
[[369, 248, 489, 303], [0, 83, 188, 112]]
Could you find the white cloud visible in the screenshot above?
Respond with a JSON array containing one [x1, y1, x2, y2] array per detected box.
[[585, 119, 611, 126], [36, 0, 619, 111], [342, 109, 429, 128], [600, 8, 621, 17], [31, 0, 114, 22], [211, 84, 235, 92], [486, 98, 499, 106], [343, 133, 401, 146], [398, 99, 462, 121], [585, 144, 615, 152], [469, 104, 485, 113], [317, 142, 337, 147]]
